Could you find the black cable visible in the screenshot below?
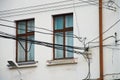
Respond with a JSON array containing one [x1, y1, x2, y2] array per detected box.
[[0, 21, 86, 45], [1, 17, 119, 44], [0, 34, 86, 55], [117, 39, 120, 42], [89, 44, 120, 49], [0, 19, 86, 48], [112, 1, 120, 8], [86, 19, 120, 45], [0, 23, 76, 38], [105, 46, 120, 50], [0, 31, 85, 50], [87, 35, 116, 45], [1, 4, 119, 43], [0, 31, 92, 80], [0, 18, 82, 39], [0, 18, 14, 22], [1, 17, 120, 50], [18, 40, 26, 52], [84, 57, 91, 80], [0, 18, 53, 32]]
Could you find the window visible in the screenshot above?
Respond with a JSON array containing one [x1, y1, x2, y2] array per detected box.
[[53, 13, 73, 59], [16, 19, 34, 62]]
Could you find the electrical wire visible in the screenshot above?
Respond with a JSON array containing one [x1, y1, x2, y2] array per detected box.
[[86, 18, 120, 45], [0, 1, 119, 79], [0, 18, 82, 38], [0, 18, 88, 55], [0, 34, 86, 56], [116, 39, 120, 43], [0, 23, 78, 38], [0, 31, 92, 80], [82, 0, 116, 11], [89, 43, 120, 49], [112, 1, 120, 8], [0, 18, 14, 22], [87, 35, 116, 45], [2, 31, 120, 79], [0, 0, 118, 42], [0, 18, 86, 45], [1, 9, 120, 49], [105, 46, 120, 50], [0, 18, 53, 32], [0, 18, 54, 32], [83, 53, 91, 80], [104, 73, 120, 77], [1, 16, 119, 80], [72, 0, 81, 41], [0, 31, 85, 50]]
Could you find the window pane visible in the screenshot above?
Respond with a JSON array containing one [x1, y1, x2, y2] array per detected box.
[[54, 16, 64, 30], [27, 20, 34, 32], [18, 37, 26, 62], [27, 36, 34, 61], [55, 33, 64, 58], [18, 21, 26, 34], [65, 15, 73, 28], [65, 31, 73, 58]]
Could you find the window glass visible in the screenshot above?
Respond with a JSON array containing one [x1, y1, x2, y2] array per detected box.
[[65, 31, 73, 57], [18, 37, 26, 62], [18, 21, 26, 34], [55, 33, 64, 58], [16, 19, 34, 62], [55, 16, 64, 30], [53, 14, 73, 59], [27, 20, 34, 32], [65, 15, 73, 28], [27, 36, 34, 61]]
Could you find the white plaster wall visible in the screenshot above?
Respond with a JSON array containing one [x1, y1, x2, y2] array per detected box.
[[103, 0, 120, 79], [1, 0, 119, 80]]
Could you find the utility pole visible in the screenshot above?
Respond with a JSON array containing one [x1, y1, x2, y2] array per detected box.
[[99, 0, 104, 80]]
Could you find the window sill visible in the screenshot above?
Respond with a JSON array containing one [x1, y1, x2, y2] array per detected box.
[[7, 61, 38, 69], [46, 58, 78, 66]]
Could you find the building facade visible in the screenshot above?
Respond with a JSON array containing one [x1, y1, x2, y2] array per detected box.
[[0, 0, 120, 80]]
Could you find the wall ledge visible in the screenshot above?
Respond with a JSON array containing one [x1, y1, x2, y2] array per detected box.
[[46, 58, 78, 66], [7, 61, 38, 69]]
